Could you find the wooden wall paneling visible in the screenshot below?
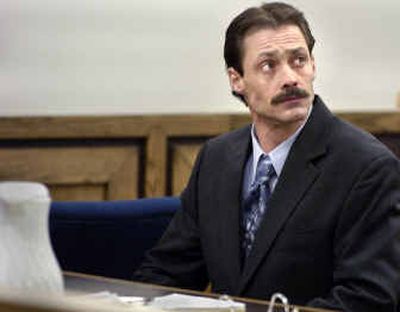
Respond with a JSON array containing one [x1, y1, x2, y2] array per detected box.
[[168, 139, 206, 196], [0, 112, 398, 201], [106, 146, 141, 200], [143, 115, 232, 198], [162, 115, 232, 136], [229, 114, 251, 131], [0, 116, 153, 139], [0, 143, 141, 201], [51, 185, 106, 202]]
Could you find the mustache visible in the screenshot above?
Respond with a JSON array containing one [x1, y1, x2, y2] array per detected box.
[[271, 86, 310, 105]]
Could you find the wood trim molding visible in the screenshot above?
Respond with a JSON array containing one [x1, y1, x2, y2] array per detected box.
[[1, 112, 399, 138]]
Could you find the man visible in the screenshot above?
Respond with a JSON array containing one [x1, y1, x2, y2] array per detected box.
[[134, 3, 400, 311]]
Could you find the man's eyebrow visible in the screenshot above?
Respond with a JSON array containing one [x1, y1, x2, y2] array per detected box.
[[257, 47, 308, 60], [288, 47, 308, 55], [257, 51, 279, 60]]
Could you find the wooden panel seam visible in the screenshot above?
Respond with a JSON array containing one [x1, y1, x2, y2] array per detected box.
[[145, 128, 167, 197]]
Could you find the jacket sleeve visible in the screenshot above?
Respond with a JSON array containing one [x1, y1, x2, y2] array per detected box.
[[308, 155, 400, 312], [133, 144, 209, 291]]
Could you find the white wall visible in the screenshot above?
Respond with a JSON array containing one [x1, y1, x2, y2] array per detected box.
[[0, 0, 399, 116]]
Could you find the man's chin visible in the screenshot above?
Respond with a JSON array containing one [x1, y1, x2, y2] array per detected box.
[[271, 106, 310, 127], [282, 103, 309, 118], [255, 112, 307, 129]]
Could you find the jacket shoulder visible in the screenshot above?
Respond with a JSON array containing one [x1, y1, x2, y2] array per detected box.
[[208, 125, 251, 145], [202, 125, 251, 153], [192, 125, 251, 169], [329, 116, 397, 162]]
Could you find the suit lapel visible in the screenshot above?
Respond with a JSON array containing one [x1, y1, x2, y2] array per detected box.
[[217, 126, 252, 291], [238, 96, 332, 293]]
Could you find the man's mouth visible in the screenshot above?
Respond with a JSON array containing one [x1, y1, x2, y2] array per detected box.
[[281, 95, 304, 102]]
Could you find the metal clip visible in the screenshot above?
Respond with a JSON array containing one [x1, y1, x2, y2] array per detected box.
[[267, 293, 298, 312]]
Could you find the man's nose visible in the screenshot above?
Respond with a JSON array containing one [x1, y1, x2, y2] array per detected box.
[[280, 64, 298, 88]]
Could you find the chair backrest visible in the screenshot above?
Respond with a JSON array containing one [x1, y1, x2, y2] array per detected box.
[[49, 197, 180, 280]]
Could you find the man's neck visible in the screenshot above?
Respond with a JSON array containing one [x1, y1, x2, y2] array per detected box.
[[253, 118, 305, 153]]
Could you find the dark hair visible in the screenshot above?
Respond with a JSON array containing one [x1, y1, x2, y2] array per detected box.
[[224, 2, 315, 102]]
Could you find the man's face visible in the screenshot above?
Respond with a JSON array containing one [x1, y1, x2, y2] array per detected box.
[[228, 25, 316, 127]]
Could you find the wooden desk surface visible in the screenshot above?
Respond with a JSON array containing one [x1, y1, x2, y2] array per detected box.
[[64, 271, 336, 312]]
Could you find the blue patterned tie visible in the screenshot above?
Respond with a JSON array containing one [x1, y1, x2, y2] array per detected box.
[[242, 155, 276, 258]]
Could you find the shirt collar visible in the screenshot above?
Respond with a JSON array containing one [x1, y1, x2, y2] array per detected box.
[[250, 104, 313, 181]]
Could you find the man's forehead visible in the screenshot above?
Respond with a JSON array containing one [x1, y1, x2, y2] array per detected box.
[[243, 25, 308, 55]]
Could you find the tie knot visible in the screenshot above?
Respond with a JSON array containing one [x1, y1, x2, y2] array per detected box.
[[254, 155, 275, 187]]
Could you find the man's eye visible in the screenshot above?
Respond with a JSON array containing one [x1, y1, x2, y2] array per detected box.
[[293, 56, 307, 67], [261, 61, 275, 72]]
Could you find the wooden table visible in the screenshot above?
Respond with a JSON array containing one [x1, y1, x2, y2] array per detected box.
[[64, 272, 335, 312]]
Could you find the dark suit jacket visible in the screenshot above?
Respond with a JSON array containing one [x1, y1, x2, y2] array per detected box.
[[134, 96, 400, 311]]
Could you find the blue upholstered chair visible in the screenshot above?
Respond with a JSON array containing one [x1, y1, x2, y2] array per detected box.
[[49, 197, 180, 280]]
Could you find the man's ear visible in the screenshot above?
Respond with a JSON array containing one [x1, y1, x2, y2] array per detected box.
[[227, 67, 245, 96]]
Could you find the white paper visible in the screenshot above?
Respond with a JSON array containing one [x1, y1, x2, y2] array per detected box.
[[81, 291, 145, 305], [150, 293, 245, 311]]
